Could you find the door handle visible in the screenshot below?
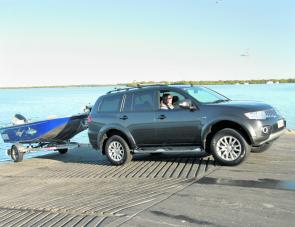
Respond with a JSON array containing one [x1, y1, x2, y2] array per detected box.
[[157, 114, 166, 120], [119, 115, 128, 120]]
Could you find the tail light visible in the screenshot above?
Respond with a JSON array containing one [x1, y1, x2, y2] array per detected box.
[[87, 116, 92, 123]]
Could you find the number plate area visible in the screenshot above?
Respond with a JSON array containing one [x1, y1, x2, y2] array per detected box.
[[277, 119, 284, 128]]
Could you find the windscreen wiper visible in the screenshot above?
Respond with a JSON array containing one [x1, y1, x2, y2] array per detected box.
[[212, 99, 229, 103]]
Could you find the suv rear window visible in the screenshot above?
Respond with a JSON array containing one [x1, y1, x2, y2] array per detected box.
[[100, 95, 122, 112], [133, 91, 154, 111]]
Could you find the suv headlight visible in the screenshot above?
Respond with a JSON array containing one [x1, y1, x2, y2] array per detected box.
[[244, 111, 267, 120]]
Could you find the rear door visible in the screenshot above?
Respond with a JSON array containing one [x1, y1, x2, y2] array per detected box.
[[119, 90, 157, 146]]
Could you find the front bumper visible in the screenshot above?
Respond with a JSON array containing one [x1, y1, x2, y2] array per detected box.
[[255, 128, 287, 145], [251, 118, 287, 146]]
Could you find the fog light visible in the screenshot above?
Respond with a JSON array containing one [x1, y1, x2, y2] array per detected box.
[[262, 126, 270, 134]]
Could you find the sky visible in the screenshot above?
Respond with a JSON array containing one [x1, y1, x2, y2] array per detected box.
[[0, 0, 294, 87]]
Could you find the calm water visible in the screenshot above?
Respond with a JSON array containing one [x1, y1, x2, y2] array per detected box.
[[0, 83, 294, 162]]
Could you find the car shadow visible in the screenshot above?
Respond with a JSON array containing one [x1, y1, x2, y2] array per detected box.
[[35, 145, 213, 167]]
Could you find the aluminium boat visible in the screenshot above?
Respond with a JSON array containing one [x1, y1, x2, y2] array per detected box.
[[0, 113, 89, 162], [0, 114, 88, 144]]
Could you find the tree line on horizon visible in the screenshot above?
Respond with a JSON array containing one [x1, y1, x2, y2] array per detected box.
[[125, 78, 295, 87], [1, 78, 295, 89]]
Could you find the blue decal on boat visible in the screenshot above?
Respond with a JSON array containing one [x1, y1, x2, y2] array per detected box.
[[26, 128, 37, 136]]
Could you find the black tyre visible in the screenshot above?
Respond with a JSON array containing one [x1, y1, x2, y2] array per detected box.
[[251, 142, 273, 153], [210, 128, 250, 166], [58, 149, 68, 154], [105, 135, 132, 165], [11, 145, 24, 162]]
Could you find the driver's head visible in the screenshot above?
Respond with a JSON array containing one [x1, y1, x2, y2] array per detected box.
[[162, 93, 173, 105]]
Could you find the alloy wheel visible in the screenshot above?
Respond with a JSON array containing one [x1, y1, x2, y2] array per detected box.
[[108, 141, 125, 161], [216, 136, 242, 161]]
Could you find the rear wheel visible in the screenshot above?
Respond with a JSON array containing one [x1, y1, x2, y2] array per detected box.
[[251, 142, 273, 153], [58, 149, 68, 154], [11, 145, 24, 162], [210, 128, 250, 166], [105, 135, 132, 165]]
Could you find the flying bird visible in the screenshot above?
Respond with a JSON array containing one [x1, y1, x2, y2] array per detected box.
[[240, 49, 250, 57]]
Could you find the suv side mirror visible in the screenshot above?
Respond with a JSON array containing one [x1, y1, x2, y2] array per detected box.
[[189, 104, 197, 111], [179, 99, 196, 111]]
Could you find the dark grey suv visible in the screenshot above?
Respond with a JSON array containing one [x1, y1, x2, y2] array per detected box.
[[88, 85, 286, 166]]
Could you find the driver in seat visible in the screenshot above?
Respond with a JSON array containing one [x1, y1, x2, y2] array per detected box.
[[160, 94, 174, 110]]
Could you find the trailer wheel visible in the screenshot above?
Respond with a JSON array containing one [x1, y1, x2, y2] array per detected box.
[[58, 149, 68, 154], [11, 145, 24, 162]]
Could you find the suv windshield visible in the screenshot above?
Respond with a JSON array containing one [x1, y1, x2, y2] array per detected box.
[[182, 86, 230, 104]]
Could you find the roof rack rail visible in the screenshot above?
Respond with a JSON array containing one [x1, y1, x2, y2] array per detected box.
[[131, 83, 170, 88], [107, 83, 173, 94], [169, 83, 195, 87], [135, 83, 196, 88], [106, 87, 137, 94]]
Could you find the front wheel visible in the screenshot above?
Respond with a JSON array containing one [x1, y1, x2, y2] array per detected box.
[[105, 135, 132, 165], [210, 128, 250, 166], [11, 145, 24, 162]]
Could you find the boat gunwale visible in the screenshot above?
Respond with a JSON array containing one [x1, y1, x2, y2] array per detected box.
[[0, 116, 73, 131]]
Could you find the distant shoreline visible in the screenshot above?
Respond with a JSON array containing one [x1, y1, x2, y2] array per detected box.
[[0, 84, 115, 89], [0, 78, 294, 89]]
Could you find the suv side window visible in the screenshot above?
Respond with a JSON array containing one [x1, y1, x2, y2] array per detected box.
[[159, 90, 186, 110], [133, 91, 155, 112], [99, 94, 122, 112]]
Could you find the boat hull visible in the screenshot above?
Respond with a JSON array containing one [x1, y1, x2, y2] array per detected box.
[[0, 114, 88, 144]]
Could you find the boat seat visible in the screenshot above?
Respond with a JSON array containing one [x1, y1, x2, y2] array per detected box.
[[12, 114, 28, 125]]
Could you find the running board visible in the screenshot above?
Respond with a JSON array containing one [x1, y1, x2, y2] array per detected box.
[[133, 146, 203, 154]]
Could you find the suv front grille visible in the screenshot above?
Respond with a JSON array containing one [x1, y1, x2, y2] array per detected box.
[[265, 109, 278, 119]]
